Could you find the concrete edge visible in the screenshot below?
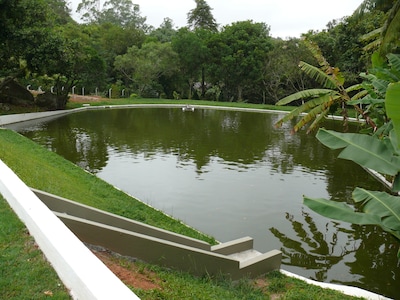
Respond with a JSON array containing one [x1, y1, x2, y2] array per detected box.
[[0, 159, 139, 300], [0, 103, 365, 127], [211, 236, 253, 255], [280, 270, 392, 300]]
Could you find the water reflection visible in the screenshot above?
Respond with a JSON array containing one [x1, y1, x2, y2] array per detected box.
[[9, 107, 399, 298], [271, 210, 400, 297]]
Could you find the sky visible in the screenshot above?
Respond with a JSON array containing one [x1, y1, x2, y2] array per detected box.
[[68, 0, 364, 38]]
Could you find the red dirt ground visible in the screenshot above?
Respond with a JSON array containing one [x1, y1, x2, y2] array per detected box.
[[92, 249, 162, 291]]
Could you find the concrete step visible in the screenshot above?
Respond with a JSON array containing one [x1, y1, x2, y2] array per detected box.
[[32, 188, 282, 280]]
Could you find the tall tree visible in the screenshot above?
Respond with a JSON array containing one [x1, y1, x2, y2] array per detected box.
[[187, 0, 218, 32], [263, 38, 317, 103], [48, 0, 74, 24], [149, 18, 177, 43], [172, 28, 210, 99], [304, 11, 386, 85], [0, 0, 69, 105], [207, 21, 272, 102], [77, 0, 148, 29], [114, 42, 179, 97]]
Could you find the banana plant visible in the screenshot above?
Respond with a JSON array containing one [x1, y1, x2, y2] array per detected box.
[[274, 40, 372, 134], [354, 0, 400, 56], [349, 53, 400, 131], [303, 78, 400, 257]]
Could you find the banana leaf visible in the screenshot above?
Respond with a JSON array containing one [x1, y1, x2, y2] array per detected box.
[[316, 128, 400, 176], [372, 78, 390, 96], [303, 187, 400, 241], [275, 94, 333, 129], [275, 89, 333, 106], [380, 2, 400, 56], [293, 96, 334, 133], [353, 188, 400, 240], [305, 109, 329, 134], [349, 90, 368, 101], [303, 197, 380, 225], [386, 82, 400, 148], [299, 61, 338, 90], [345, 83, 364, 93], [388, 54, 400, 76], [347, 95, 385, 105]]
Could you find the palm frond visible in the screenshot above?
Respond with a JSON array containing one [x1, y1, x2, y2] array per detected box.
[[275, 89, 333, 106]]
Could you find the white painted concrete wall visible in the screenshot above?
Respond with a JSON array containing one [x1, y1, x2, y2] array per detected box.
[[280, 270, 391, 300], [0, 159, 139, 300]]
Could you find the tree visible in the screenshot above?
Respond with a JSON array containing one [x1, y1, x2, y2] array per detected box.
[[0, 0, 74, 108], [77, 0, 148, 30], [207, 21, 272, 102], [0, 0, 61, 78], [172, 28, 210, 99], [89, 22, 146, 81], [304, 11, 386, 85], [114, 42, 179, 97], [263, 38, 317, 103], [187, 0, 218, 32], [354, 0, 400, 55], [149, 18, 177, 43]]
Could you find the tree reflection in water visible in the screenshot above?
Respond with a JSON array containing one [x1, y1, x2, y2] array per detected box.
[[270, 210, 400, 298], [270, 210, 358, 282]]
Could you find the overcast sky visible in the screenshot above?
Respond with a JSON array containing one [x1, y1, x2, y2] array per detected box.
[[68, 0, 363, 38]]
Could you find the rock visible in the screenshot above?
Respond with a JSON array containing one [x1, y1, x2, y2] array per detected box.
[[0, 79, 34, 105]]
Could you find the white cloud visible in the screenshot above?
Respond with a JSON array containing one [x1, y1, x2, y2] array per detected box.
[[68, 0, 363, 38]]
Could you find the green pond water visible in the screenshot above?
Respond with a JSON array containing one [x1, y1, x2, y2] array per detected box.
[[10, 107, 399, 298]]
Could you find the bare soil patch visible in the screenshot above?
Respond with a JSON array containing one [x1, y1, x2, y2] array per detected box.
[[69, 95, 103, 103], [92, 248, 162, 291]]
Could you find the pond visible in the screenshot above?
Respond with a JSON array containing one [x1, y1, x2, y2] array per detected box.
[[9, 107, 399, 298]]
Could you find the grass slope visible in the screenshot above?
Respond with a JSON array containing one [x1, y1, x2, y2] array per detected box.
[[0, 128, 216, 244], [0, 195, 70, 299]]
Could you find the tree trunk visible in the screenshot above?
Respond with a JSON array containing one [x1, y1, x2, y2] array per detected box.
[[201, 66, 205, 98], [237, 86, 243, 102]]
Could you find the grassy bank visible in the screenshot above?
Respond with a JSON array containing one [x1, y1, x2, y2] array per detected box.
[[0, 101, 364, 299], [0, 195, 70, 299], [0, 128, 216, 244]]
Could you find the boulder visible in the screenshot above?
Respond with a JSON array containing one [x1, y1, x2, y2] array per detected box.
[[0, 79, 34, 105]]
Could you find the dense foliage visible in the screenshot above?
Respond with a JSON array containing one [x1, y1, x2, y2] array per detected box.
[[275, 0, 400, 257], [0, 0, 391, 109]]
